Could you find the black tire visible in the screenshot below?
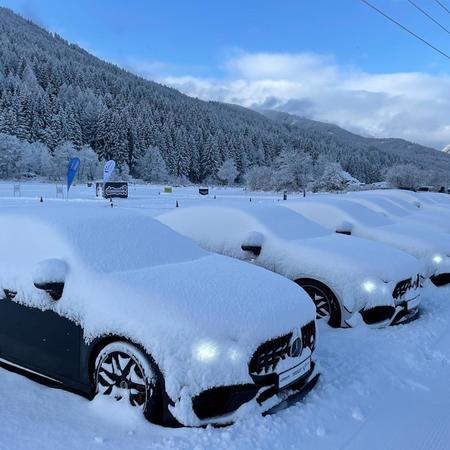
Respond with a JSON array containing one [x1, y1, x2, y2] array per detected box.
[[295, 278, 342, 328], [94, 341, 163, 423]]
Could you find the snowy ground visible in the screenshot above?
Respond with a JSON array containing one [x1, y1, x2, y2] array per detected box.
[[2, 181, 450, 450]]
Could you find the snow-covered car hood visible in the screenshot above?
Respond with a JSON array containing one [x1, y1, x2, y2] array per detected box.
[[0, 205, 315, 405], [287, 234, 421, 282]]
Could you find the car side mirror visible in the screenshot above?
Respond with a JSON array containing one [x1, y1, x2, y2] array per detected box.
[[33, 259, 68, 301], [336, 230, 351, 236], [241, 231, 264, 257], [336, 221, 353, 236], [241, 244, 262, 256]]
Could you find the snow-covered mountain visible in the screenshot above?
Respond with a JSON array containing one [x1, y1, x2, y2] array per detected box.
[[0, 7, 449, 184], [264, 111, 450, 182]]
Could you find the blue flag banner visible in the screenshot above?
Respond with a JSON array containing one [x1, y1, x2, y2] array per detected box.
[[67, 157, 80, 193]]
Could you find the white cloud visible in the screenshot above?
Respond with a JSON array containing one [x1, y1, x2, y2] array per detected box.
[[143, 51, 450, 150]]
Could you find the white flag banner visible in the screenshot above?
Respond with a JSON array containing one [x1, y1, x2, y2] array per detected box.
[[103, 160, 116, 183]]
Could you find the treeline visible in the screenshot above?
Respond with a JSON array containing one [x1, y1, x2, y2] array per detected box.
[[0, 131, 441, 194], [0, 133, 104, 182]]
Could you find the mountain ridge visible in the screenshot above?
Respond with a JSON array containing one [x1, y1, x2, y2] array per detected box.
[[262, 111, 440, 152]]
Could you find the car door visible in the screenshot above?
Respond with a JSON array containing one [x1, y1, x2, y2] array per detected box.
[[0, 290, 82, 381]]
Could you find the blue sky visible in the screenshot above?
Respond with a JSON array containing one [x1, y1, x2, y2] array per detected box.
[[5, 0, 450, 75], [3, 0, 450, 148]]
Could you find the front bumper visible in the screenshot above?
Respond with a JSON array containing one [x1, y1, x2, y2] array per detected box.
[[360, 305, 395, 327], [190, 360, 319, 426], [359, 292, 421, 328], [430, 273, 450, 287], [390, 294, 421, 325]]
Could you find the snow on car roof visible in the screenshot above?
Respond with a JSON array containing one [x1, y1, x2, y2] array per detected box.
[[160, 204, 331, 242], [287, 197, 394, 228], [235, 204, 332, 240], [364, 189, 433, 207], [365, 195, 419, 212], [0, 203, 208, 273], [346, 193, 411, 217]]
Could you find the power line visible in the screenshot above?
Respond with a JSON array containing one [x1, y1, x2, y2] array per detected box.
[[407, 0, 450, 34], [433, 0, 450, 15], [359, 0, 450, 60]]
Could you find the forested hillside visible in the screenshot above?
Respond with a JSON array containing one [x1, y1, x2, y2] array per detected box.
[[0, 7, 449, 185], [264, 111, 450, 180]]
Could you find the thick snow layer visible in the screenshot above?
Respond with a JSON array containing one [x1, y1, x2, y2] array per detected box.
[[158, 205, 422, 318], [362, 189, 450, 211], [347, 192, 450, 233], [0, 204, 315, 425], [285, 197, 450, 277], [32, 258, 69, 284]]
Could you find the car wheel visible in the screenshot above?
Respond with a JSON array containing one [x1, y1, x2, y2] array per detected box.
[[94, 341, 162, 421], [295, 278, 342, 328]]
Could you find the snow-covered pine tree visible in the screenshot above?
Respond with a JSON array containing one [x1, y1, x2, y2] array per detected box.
[[135, 146, 169, 183]]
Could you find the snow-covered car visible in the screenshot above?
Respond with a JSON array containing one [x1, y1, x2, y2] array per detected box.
[[363, 189, 450, 214], [346, 192, 450, 234], [0, 205, 319, 427], [158, 205, 423, 328], [284, 197, 450, 286]]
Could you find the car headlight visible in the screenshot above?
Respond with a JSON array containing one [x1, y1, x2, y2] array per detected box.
[[193, 340, 219, 362], [432, 254, 443, 264], [362, 280, 377, 293]]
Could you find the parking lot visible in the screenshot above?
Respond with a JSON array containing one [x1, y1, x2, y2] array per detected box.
[[1, 182, 450, 450]]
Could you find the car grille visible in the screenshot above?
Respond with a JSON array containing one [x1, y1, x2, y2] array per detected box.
[[302, 320, 316, 350], [249, 321, 316, 375], [393, 274, 421, 300]]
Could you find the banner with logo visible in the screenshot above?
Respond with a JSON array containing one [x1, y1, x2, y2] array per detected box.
[[103, 181, 129, 199], [67, 157, 80, 193], [103, 160, 116, 183]]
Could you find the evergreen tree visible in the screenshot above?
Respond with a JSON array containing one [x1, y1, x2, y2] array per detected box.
[[217, 158, 238, 185]]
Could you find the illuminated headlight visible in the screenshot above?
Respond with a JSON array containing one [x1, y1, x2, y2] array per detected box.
[[362, 280, 377, 293], [432, 254, 443, 264], [193, 340, 219, 362]]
